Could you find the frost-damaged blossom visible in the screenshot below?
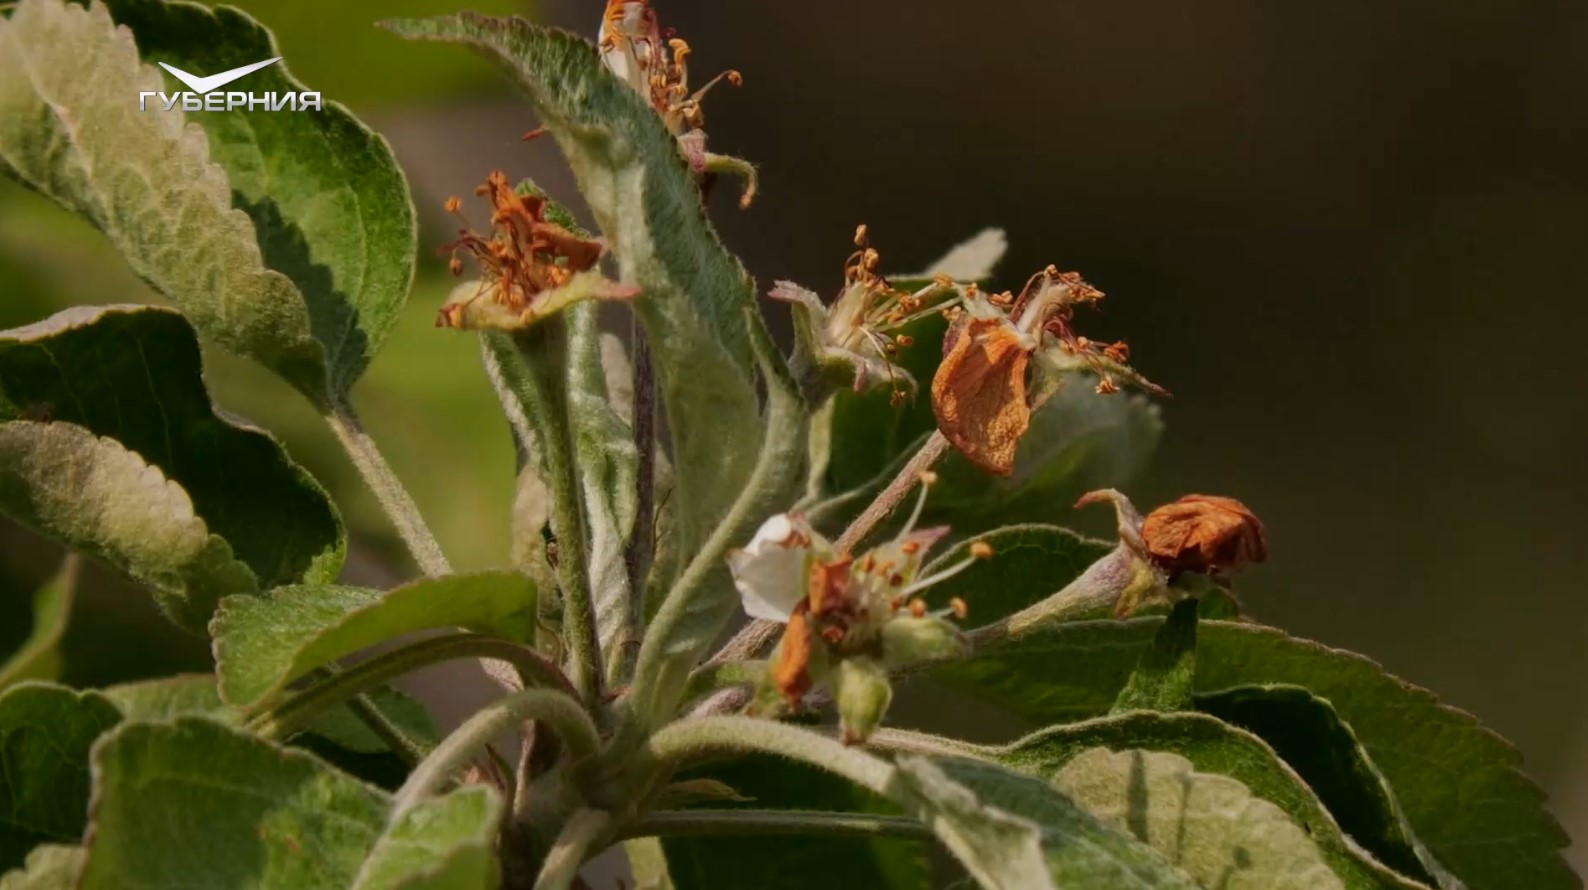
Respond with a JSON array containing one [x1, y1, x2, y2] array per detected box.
[[770, 225, 964, 404], [932, 267, 1167, 476], [729, 475, 990, 744], [1070, 489, 1265, 619], [599, 0, 758, 207], [436, 172, 638, 331]]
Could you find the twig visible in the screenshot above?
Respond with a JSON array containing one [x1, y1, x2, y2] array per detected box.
[[324, 399, 451, 577]]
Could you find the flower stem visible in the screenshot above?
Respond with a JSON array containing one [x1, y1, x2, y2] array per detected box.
[[623, 808, 931, 841], [708, 431, 952, 664], [393, 687, 600, 817], [533, 808, 613, 890], [324, 399, 451, 577]]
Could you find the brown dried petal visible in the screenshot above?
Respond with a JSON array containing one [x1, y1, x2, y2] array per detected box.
[[1141, 494, 1267, 576], [772, 606, 814, 704], [931, 317, 1031, 475]]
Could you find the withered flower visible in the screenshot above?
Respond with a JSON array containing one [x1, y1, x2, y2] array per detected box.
[[728, 476, 990, 743], [1140, 494, 1267, 577], [437, 172, 638, 331], [599, 0, 757, 207], [770, 226, 964, 403], [932, 267, 1165, 475]]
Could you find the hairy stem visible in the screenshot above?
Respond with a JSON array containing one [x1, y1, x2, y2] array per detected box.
[[534, 808, 612, 890], [624, 809, 932, 841], [709, 431, 952, 664], [249, 634, 573, 741], [393, 687, 600, 817], [343, 692, 429, 766], [324, 399, 450, 577], [644, 716, 896, 798], [621, 319, 656, 686]]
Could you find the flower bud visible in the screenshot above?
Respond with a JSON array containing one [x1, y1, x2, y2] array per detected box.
[[1141, 494, 1266, 577], [881, 615, 970, 669], [832, 657, 893, 746]]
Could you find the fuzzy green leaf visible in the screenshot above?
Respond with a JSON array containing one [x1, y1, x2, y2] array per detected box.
[[98, 0, 416, 396], [914, 755, 1197, 888], [663, 755, 930, 890], [78, 718, 500, 889], [0, 305, 344, 602], [955, 618, 1574, 890], [0, 420, 257, 632], [997, 711, 1432, 889], [381, 14, 764, 568], [565, 304, 640, 682], [350, 787, 500, 890], [0, 558, 75, 690], [1112, 599, 1198, 713], [1198, 685, 1449, 887], [0, 845, 82, 890], [1051, 747, 1345, 889], [213, 571, 536, 709], [102, 673, 439, 764], [0, 0, 327, 400], [921, 524, 1112, 615], [929, 383, 1163, 527], [0, 684, 121, 871]]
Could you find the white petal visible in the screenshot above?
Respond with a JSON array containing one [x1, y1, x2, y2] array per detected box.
[[728, 514, 821, 621]]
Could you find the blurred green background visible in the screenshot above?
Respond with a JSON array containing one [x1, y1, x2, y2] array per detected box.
[[2, 0, 1585, 870]]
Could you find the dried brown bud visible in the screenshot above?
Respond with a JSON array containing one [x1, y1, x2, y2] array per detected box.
[[443, 196, 462, 214], [931, 317, 1031, 476], [1141, 494, 1267, 577]]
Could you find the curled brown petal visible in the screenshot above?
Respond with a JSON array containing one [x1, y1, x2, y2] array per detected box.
[[1141, 494, 1267, 576], [771, 605, 814, 705], [931, 317, 1031, 476]]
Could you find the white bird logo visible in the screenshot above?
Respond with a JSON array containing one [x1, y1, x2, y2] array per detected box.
[[156, 57, 281, 94]]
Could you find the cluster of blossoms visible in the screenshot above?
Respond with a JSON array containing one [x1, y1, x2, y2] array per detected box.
[[436, 172, 637, 331], [729, 473, 989, 744], [599, 0, 757, 207]]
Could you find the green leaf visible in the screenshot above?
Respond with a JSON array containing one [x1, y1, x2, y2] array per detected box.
[[0, 0, 327, 401], [920, 524, 1112, 617], [996, 710, 1431, 889], [565, 304, 640, 682], [0, 683, 121, 871], [98, 0, 417, 397], [99, 674, 229, 722], [0, 420, 256, 632], [914, 755, 1197, 888], [381, 14, 764, 567], [0, 845, 82, 890], [1050, 747, 1345, 889], [79, 717, 501, 889], [1197, 685, 1448, 887], [1112, 599, 1198, 713], [954, 619, 1575, 890], [0, 558, 75, 690], [0, 305, 344, 593], [350, 787, 500, 890], [304, 686, 441, 755], [213, 570, 536, 709], [663, 755, 930, 890], [929, 384, 1163, 527]]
